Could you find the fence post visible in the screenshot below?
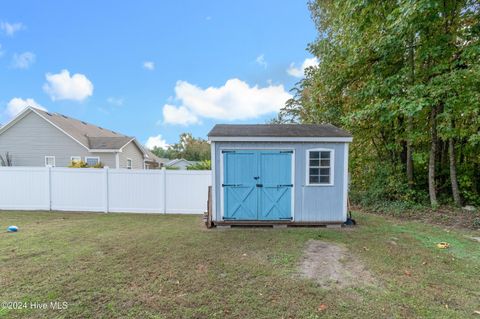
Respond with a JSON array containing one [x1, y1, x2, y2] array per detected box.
[[162, 167, 167, 214], [104, 167, 109, 213], [48, 166, 52, 211]]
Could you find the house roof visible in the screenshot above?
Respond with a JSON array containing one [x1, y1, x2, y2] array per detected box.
[[166, 158, 193, 166], [0, 107, 148, 154], [33, 108, 133, 150], [208, 124, 352, 142], [144, 148, 168, 164]]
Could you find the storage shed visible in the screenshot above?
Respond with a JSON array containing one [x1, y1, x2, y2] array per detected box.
[[207, 124, 353, 226]]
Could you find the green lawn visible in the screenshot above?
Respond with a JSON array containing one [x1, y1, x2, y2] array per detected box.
[[0, 211, 479, 319]]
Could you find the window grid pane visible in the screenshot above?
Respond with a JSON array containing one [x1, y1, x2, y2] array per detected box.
[[308, 150, 331, 184], [86, 158, 99, 166]]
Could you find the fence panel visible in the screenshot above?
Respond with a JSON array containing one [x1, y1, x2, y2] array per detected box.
[[50, 168, 106, 212], [108, 169, 164, 213], [0, 167, 49, 210], [165, 170, 211, 214]]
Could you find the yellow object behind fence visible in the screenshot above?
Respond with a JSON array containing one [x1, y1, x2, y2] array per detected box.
[[436, 242, 450, 249]]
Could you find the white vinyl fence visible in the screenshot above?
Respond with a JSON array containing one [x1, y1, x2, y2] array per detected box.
[[0, 167, 211, 214]]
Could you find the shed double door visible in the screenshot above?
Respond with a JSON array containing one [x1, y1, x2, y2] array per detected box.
[[223, 150, 293, 221]]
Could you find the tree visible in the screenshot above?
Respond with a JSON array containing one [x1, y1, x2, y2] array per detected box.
[[279, 0, 480, 207], [151, 133, 210, 162]]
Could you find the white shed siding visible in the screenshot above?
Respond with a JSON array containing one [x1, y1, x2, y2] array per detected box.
[[118, 141, 145, 169], [0, 110, 116, 167]]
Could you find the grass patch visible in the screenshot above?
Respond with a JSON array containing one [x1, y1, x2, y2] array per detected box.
[[0, 211, 479, 318]]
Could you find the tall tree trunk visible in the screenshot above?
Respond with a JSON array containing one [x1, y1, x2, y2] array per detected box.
[[406, 32, 415, 187], [406, 120, 414, 186], [428, 106, 438, 207], [449, 138, 462, 206]]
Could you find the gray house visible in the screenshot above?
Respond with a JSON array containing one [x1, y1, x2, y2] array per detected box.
[[208, 124, 353, 226], [0, 106, 156, 169]]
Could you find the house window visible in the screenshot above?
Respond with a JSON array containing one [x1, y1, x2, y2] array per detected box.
[[127, 158, 132, 169], [85, 157, 100, 167], [70, 156, 81, 164], [45, 156, 55, 167], [306, 149, 334, 186]]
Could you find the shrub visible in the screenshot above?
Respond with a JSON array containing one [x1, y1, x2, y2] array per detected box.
[[68, 160, 104, 168]]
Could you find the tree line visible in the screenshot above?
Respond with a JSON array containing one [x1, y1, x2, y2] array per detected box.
[[278, 0, 480, 207]]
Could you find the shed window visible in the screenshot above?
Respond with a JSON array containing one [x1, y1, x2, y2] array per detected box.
[[45, 156, 55, 167], [85, 157, 99, 167], [306, 149, 334, 186], [127, 159, 132, 169]]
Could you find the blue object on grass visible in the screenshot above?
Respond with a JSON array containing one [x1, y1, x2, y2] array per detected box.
[[7, 225, 18, 232]]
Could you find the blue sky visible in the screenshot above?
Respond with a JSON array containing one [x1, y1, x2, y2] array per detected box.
[[0, 1, 317, 148]]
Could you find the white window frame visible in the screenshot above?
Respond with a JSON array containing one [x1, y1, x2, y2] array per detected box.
[[305, 148, 334, 186], [126, 158, 132, 169], [85, 156, 100, 167], [70, 156, 81, 163], [45, 156, 56, 167]]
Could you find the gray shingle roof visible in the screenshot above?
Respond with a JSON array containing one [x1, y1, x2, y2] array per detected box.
[[34, 108, 135, 150], [208, 124, 352, 138]]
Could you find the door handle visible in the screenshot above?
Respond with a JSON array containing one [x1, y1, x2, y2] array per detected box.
[[253, 176, 260, 180], [256, 184, 263, 188]]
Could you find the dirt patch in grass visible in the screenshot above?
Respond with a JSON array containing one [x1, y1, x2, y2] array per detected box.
[[298, 240, 376, 289]]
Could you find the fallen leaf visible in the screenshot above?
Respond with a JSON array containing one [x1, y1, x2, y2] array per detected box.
[[318, 304, 328, 312], [422, 261, 427, 265], [363, 246, 369, 251], [445, 304, 449, 309], [474, 310, 480, 315], [404, 270, 412, 277]]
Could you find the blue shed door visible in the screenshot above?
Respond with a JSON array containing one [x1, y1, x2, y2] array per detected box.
[[223, 150, 292, 221], [223, 151, 258, 220]]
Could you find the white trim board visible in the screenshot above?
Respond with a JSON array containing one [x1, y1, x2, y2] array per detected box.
[[209, 136, 353, 143]]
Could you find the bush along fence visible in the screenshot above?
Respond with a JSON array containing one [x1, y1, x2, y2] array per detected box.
[[0, 167, 211, 214]]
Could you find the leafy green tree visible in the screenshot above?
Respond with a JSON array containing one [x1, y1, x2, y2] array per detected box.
[[187, 160, 211, 170], [280, 0, 480, 208], [151, 133, 210, 162]]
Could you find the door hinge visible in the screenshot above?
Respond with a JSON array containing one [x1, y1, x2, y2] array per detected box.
[[279, 217, 293, 220], [277, 184, 293, 187], [222, 184, 242, 187], [256, 184, 263, 188], [223, 217, 236, 220], [280, 150, 293, 153], [222, 150, 235, 153]]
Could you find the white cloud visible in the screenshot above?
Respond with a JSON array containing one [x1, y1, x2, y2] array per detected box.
[[163, 104, 199, 125], [43, 69, 94, 101], [12, 52, 35, 69], [0, 21, 24, 36], [145, 134, 169, 150], [255, 54, 267, 68], [287, 57, 319, 78], [107, 97, 124, 106], [143, 61, 155, 71], [6, 98, 46, 118], [162, 78, 292, 125]]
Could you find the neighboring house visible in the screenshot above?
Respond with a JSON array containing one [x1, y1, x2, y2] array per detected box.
[[143, 149, 170, 169], [165, 158, 197, 170], [208, 124, 353, 226], [0, 106, 157, 169]]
